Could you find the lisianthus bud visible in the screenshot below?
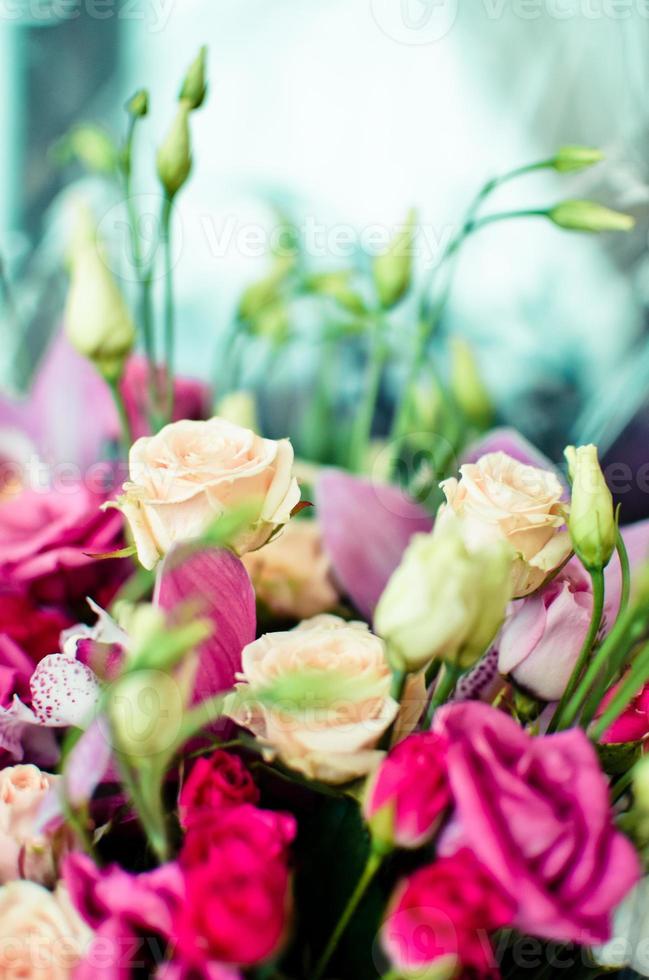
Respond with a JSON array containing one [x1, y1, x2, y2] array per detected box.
[[374, 519, 513, 673], [215, 390, 259, 431], [307, 271, 366, 315], [108, 667, 185, 757], [565, 444, 615, 570], [450, 337, 493, 429], [363, 732, 450, 851], [548, 200, 634, 233], [552, 145, 603, 173], [156, 101, 192, 199], [633, 757, 649, 813], [125, 89, 149, 118], [64, 237, 136, 382], [373, 209, 416, 308], [53, 124, 118, 174], [179, 46, 208, 110]]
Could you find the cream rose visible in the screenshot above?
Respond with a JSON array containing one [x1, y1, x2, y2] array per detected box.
[[113, 417, 301, 569], [439, 451, 571, 596], [0, 881, 91, 978], [242, 520, 339, 620], [0, 766, 71, 887], [227, 615, 425, 784]]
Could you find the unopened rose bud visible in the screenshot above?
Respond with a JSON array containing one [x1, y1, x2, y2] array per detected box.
[[215, 390, 259, 431], [108, 668, 184, 758], [373, 209, 416, 309], [375, 519, 512, 673], [156, 101, 192, 199], [64, 235, 135, 382], [179, 46, 208, 110], [548, 200, 634, 233], [126, 89, 149, 118], [552, 145, 604, 173], [450, 337, 493, 429], [565, 444, 615, 571]]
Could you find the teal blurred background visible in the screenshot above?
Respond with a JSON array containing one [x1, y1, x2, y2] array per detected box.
[[2, 0, 649, 475]]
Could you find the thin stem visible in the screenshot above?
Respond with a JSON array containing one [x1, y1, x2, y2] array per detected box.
[[468, 208, 548, 233], [107, 376, 133, 455], [161, 193, 175, 424], [611, 767, 635, 804], [592, 640, 649, 740], [424, 661, 462, 727], [616, 528, 631, 617], [548, 567, 605, 732], [312, 849, 383, 980], [113, 753, 169, 862], [349, 323, 387, 472]]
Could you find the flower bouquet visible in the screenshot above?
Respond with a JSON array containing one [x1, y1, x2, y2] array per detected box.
[[1, 48, 648, 980]]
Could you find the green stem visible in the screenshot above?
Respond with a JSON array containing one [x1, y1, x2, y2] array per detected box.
[[312, 849, 383, 980], [611, 767, 635, 804], [424, 661, 462, 727], [107, 376, 133, 455], [349, 323, 387, 472], [616, 528, 631, 617], [592, 640, 649, 740], [113, 754, 169, 862], [548, 567, 605, 732], [161, 193, 175, 424]]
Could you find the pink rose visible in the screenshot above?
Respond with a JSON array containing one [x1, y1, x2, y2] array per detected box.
[[0, 592, 70, 706], [177, 804, 296, 966], [363, 732, 450, 849], [0, 765, 71, 885], [498, 561, 592, 701], [382, 849, 514, 977], [433, 702, 640, 944], [119, 356, 212, 441], [440, 451, 571, 596], [597, 678, 649, 744], [0, 484, 127, 608], [179, 751, 259, 829]]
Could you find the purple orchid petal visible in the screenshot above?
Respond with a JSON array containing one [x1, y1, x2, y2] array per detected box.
[[315, 468, 433, 620], [155, 546, 256, 702]]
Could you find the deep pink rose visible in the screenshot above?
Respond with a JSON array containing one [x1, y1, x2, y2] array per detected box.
[[433, 702, 640, 944], [363, 732, 450, 849], [498, 561, 592, 702], [597, 678, 649, 744], [178, 804, 296, 966], [0, 484, 128, 608], [0, 591, 70, 706], [179, 751, 259, 829], [382, 848, 513, 977], [120, 356, 212, 441]]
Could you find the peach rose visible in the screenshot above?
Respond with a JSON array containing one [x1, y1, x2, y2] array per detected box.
[[113, 417, 301, 569], [242, 521, 339, 620], [227, 615, 425, 784], [0, 881, 91, 978], [0, 766, 71, 887], [439, 451, 571, 596]]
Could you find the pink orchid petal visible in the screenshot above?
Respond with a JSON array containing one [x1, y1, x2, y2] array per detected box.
[[462, 427, 563, 478], [30, 654, 100, 727], [316, 469, 433, 620], [155, 546, 256, 701]]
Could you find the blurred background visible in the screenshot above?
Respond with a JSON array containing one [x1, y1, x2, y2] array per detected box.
[[2, 0, 649, 509]]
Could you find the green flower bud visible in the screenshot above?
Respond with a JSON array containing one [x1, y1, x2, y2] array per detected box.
[[307, 271, 366, 315], [64, 232, 135, 382], [373, 208, 416, 309], [125, 89, 149, 118], [156, 101, 192, 199], [450, 337, 493, 429], [53, 125, 118, 174], [375, 517, 513, 673], [634, 756, 649, 812], [252, 299, 290, 345], [548, 200, 634, 233], [215, 390, 259, 431], [179, 46, 208, 110], [565, 444, 616, 571], [552, 145, 604, 173], [108, 668, 185, 758], [238, 255, 294, 324]]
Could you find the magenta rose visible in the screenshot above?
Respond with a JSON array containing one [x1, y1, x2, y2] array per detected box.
[[498, 561, 592, 702], [382, 848, 513, 977], [363, 732, 450, 850], [0, 591, 70, 705], [119, 356, 212, 441], [433, 702, 640, 944], [0, 484, 128, 608], [597, 677, 649, 744], [178, 804, 296, 966], [179, 750, 259, 829]]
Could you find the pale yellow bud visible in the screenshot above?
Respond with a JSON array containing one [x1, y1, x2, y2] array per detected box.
[[156, 101, 192, 199], [548, 200, 634, 233], [449, 337, 493, 429], [552, 145, 604, 173], [107, 668, 185, 758], [565, 444, 616, 570], [179, 46, 208, 110], [373, 209, 416, 309], [125, 89, 149, 118], [64, 237, 135, 382], [375, 518, 513, 673], [215, 391, 259, 432], [634, 756, 649, 813]]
